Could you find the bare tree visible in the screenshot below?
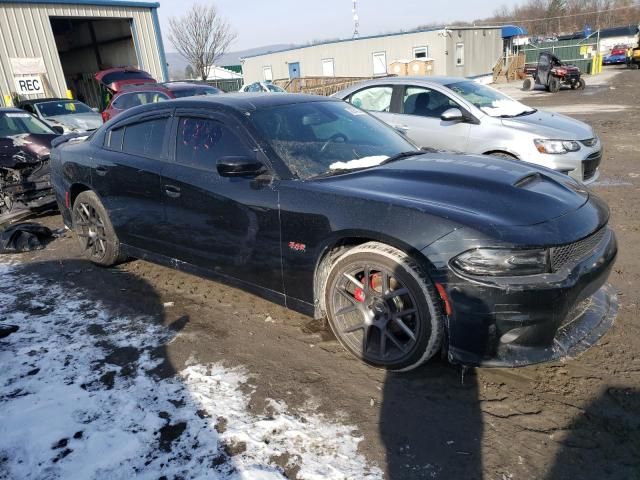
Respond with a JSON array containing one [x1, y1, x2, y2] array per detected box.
[[168, 4, 236, 81]]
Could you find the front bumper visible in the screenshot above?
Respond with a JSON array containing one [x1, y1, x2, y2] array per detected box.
[[441, 228, 618, 367], [524, 144, 602, 184]]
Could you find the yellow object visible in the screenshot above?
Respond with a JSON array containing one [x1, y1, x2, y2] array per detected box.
[[3, 94, 12, 107], [66, 89, 73, 99], [598, 54, 603, 74]]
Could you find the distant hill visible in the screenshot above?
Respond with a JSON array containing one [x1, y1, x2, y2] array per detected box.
[[166, 44, 297, 79]]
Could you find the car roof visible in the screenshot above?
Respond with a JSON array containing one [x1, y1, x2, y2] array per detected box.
[[337, 76, 474, 92], [17, 97, 73, 106], [115, 93, 341, 119]]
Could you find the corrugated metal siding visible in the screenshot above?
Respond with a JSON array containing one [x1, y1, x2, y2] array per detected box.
[[241, 28, 502, 83], [0, 2, 165, 104]]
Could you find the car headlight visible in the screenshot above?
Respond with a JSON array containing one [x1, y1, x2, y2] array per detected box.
[[534, 139, 581, 154], [451, 248, 550, 276]]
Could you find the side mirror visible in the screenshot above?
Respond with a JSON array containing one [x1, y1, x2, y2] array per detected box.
[[217, 155, 266, 177], [51, 125, 65, 134], [440, 108, 464, 122]]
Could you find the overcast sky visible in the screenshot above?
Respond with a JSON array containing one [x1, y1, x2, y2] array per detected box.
[[153, 0, 524, 52]]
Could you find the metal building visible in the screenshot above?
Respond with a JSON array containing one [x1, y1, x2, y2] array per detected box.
[[0, 0, 168, 107], [241, 26, 503, 83]]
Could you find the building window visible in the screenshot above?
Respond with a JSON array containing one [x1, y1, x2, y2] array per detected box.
[[413, 46, 429, 59], [455, 43, 464, 66], [322, 58, 335, 77], [372, 51, 387, 75], [263, 66, 273, 81]]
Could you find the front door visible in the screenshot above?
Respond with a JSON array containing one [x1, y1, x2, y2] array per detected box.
[[288, 62, 301, 79], [91, 110, 171, 253], [161, 110, 283, 293], [537, 54, 550, 86], [386, 85, 472, 152]]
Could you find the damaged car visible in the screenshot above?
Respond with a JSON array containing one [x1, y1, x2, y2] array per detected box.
[[18, 98, 102, 133], [51, 95, 617, 371], [0, 108, 59, 219]]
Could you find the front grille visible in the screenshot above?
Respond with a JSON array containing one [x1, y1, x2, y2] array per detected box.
[[583, 151, 601, 181], [580, 138, 598, 147], [550, 228, 607, 271]]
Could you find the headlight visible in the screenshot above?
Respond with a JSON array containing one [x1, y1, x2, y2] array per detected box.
[[534, 139, 581, 154], [451, 248, 550, 276]]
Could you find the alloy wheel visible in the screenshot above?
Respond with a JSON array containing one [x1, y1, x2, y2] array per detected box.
[[329, 264, 422, 364], [73, 202, 108, 261]]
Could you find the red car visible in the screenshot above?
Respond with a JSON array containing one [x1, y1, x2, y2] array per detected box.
[[101, 84, 175, 122]]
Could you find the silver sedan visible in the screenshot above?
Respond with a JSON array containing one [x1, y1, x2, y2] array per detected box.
[[334, 77, 601, 183]]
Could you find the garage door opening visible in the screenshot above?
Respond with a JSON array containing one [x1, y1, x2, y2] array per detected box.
[[50, 17, 139, 108]]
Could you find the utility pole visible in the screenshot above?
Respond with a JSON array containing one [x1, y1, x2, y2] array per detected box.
[[352, 0, 359, 39]]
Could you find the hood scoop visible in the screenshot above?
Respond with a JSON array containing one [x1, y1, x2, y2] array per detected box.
[[513, 172, 542, 188]]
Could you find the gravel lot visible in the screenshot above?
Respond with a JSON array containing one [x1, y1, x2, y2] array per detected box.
[[1, 67, 639, 480]]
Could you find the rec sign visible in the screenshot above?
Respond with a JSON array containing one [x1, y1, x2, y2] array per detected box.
[[14, 75, 44, 95]]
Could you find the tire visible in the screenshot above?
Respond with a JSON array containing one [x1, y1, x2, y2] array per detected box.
[[522, 78, 532, 91], [324, 242, 444, 371], [72, 190, 124, 267], [548, 77, 560, 93], [575, 78, 586, 90]]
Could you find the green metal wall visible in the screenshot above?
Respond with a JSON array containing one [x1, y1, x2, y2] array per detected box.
[[523, 38, 598, 74]]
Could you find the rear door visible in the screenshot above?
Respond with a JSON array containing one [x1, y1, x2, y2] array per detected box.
[[383, 85, 471, 152], [537, 54, 550, 86], [91, 110, 172, 253], [161, 109, 283, 293]]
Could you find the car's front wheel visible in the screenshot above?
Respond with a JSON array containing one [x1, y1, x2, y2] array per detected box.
[[72, 190, 124, 267], [548, 77, 561, 93], [324, 242, 444, 371]]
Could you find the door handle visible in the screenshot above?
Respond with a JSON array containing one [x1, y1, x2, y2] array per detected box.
[[164, 184, 181, 198], [95, 166, 108, 176]]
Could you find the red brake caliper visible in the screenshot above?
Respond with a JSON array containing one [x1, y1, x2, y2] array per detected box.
[[353, 273, 381, 302]]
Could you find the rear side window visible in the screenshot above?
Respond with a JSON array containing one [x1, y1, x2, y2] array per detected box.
[[105, 118, 168, 158], [175, 117, 250, 171], [121, 118, 168, 158]]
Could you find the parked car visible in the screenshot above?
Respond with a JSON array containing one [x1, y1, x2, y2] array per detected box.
[[334, 76, 601, 183], [603, 52, 627, 65], [523, 52, 585, 92], [51, 94, 617, 371], [161, 82, 222, 98], [0, 108, 59, 218], [18, 98, 102, 133], [240, 82, 286, 93], [101, 85, 175, 122], [95, 67, 158, 111]]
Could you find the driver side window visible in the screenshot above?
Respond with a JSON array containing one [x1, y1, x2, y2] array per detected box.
[[175, 117, 251, 171], [349, 86, 393, 112], [402, 86, 458, 118]]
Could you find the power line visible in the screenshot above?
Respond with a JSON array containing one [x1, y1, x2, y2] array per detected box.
[[474, 2, 640, 25]]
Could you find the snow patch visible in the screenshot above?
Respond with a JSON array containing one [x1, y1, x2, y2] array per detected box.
[[329, 155, 388, 170], [0, 260, 382, 479]]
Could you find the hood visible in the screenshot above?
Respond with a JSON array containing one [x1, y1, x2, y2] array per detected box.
[[45, 112, 102, 132], [0, 133, 55, 168], [315, 153, 589, 227], [501, 109, 594, 140]]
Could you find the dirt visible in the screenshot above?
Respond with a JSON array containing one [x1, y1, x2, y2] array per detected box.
[[3, 67, 640, 479]]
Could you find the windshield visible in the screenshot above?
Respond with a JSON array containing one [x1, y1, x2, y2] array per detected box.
[[36, 100, 93, 117], [249, 101, 418, 179], [173, 86, 220, 98], [266, 84, 285, 93], [0, 112, 54, 136], [445, 81, 535, 118]]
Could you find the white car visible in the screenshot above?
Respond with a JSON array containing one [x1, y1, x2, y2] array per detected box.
[[239, 82, 286, 93], [334, 77, 602, 183], [18, 98, 102, 133]]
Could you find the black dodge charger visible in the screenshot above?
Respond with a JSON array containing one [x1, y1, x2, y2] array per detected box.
[[50, 94, 617, 371]]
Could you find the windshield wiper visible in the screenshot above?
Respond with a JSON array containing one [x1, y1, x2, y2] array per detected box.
[[380, 150, 423, 165], [311, 168, 368, 180], [499, 109, 537, 118]]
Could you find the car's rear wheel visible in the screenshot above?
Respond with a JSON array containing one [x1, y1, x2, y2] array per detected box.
[[548, 77, 560, 93], [575, 78, 586, 90], [72, 190, 123, 267], [324, 242, 444, 371], [522, 78, 533, 91]]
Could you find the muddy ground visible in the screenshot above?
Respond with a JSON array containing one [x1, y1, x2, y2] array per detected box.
[[3, 67, 640, 479]]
